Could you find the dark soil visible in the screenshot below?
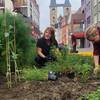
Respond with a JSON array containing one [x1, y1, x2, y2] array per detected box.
[[0, 76, 100, 100]]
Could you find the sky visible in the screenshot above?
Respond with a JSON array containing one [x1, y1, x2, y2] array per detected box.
[[37, 0, 81, 31]]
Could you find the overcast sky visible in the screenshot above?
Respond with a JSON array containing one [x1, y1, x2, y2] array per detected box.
[[37, 0, 81, 31]]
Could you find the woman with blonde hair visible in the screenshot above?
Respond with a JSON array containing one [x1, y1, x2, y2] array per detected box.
[[35, 27, 58, 67], [86, 24, 100, 75]]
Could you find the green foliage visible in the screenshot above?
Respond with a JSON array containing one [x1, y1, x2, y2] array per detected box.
[[77, 88, 100, 100], [22, 53, 93, 82], [22, 67, 48, 81], [0, 12, 36, 74], [74, 64, 92, 82], [66, 54, 93, 67]]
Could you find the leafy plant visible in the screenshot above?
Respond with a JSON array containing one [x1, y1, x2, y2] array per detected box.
[[77, 88, 100, 100], [0, 12, 35, 74], [74, 64, 92, 82], [22, 67, 48, 81]]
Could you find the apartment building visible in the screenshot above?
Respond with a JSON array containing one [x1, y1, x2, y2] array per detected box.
[[13, 0, 40, 39], [0, 0, 40, 39], [0, 0, 13, 13], [92, 0, 100, 25], [0, 0, 4, 10], [81, 0, 92, 29], [70, 8, 85, 49]]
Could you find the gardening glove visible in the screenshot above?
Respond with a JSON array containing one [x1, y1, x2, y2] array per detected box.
[[47, 55, 52, 61], [93, 66, 100, 76], [45, 55, 53, 61]]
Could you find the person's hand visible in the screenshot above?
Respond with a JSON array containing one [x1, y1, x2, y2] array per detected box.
[[94, 66, 100, 76], [46, 55, 52, 61]]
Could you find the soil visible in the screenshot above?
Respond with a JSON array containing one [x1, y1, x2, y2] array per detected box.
[[0, 75, 100, 100]]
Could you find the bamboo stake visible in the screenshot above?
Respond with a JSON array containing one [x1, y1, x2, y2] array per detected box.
[[4, 13, 12, 88], [13, 13, 20, 83]]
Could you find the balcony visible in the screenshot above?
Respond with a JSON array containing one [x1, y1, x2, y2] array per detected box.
[[0, 1, 4, 9], [12, 0, 27, 8]]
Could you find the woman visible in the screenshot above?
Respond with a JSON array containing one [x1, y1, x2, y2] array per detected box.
[[35, 27, 58, 67], [86, 24, 100, 75]]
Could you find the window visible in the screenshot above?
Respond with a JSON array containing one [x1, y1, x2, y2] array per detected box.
[[0, 0, 3, 3], [52, 8, 56, 13], [98, 12, 100, 21], [23, 0, 27, 4], [94, 14, 97, 23], [93, 0, 97, 6], [66, 8, 69, 11], [87, 1, 90, 11], [81, 0, 85, 5], [52, 8, 55, 11], [98, 0, 100, 2], [87, 16, 91, 25], [53, 16, 55, 19]]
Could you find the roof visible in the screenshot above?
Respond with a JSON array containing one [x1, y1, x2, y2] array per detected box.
[[64, 0, 71, 7], [49, 0, 56, 7], [71, 13, 84, 24]]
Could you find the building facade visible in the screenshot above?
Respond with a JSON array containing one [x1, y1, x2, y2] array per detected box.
[[49, 0, 71, 45], [81, 0, 92, 29], [81, 0, 93, 48], [92, 0, 100, 25], [13, 0, 40, 39], [0, 0, 40, 39], [0, 0, 4, 13], [0, 0, 13, 13], [69, 8, 85, 50], [49, 0, 71, 28]]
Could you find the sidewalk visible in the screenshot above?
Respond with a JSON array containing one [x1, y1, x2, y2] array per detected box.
[[77, 47, 93, 52], [77, 47, 93, 56]]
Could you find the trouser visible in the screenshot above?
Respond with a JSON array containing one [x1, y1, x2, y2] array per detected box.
[[34, 56, 47, 68], [34, 55, 56, 68]]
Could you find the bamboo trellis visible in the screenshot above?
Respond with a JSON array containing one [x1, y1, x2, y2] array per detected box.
[[4, 3, 20, 88]]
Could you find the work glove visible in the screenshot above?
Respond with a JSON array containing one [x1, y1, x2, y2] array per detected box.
[[45, 55, 54, 61], [94, 66, 100, 76]]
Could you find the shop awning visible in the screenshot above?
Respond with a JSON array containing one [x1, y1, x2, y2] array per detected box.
[[71, 32, 85, 39]]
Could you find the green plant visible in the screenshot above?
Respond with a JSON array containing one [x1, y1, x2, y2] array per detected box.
[[0, 12, 36, 74], [22, 67, 48, 81], [77, 88, 100, 100]]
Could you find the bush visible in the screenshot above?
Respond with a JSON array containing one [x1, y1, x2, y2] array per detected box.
[[0, 12, 36, 74]]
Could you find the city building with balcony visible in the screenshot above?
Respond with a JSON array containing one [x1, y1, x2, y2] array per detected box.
[[13, 0, 40, 39], [81, 0, 95, 48], [0, 0, 40, 39], [69, 8, 86, 51], [0, 0, 4, 13], [56, 16, 69, 45], [0, 0, 13, 13], [91, 0, 100, 25], [81, 0, 92, 29]]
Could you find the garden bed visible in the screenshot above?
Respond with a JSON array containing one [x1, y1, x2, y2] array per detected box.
[[0, 76, 100, 100]]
